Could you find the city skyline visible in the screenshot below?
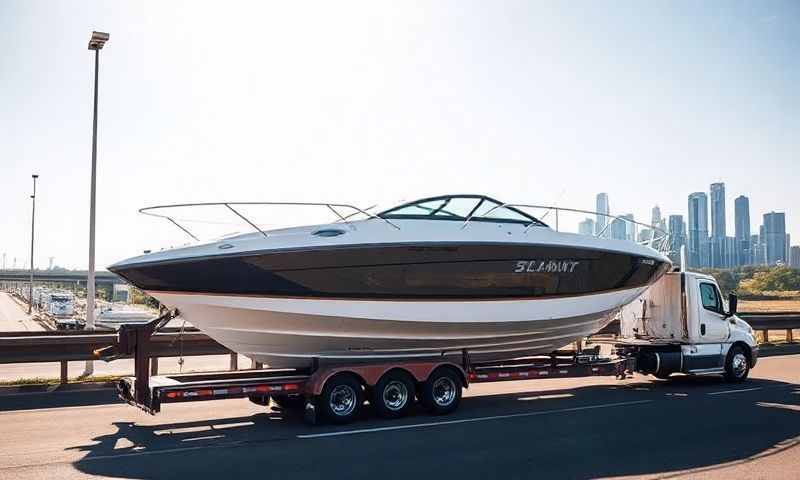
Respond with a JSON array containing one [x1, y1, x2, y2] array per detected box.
[[582, 182, 793, 269]]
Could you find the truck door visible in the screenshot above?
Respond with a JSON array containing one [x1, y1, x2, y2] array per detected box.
[[696, 281, 730, 344]]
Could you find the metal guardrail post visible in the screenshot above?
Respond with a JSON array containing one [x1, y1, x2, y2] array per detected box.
[[252, 358, 263, 370], [787, 329, 794, 343], [60, 360, 68, 384], [763, 330, 769, 343], [230, 353, 238, 371], [150, 357, 159, 375]]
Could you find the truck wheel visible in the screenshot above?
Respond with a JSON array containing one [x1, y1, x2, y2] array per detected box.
[[372, 370, 416, 419], [271, 394, 306, 410], [421, 367, 462, 415], [320, 374, 363, 424], [723, 345, 750, 383]]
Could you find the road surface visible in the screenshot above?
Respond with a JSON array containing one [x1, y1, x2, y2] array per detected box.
[[0, 292, 42, 332], [0, 354, 797, 479]]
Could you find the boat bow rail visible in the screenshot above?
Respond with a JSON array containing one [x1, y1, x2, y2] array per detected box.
[[463, 203, 671, 253], [139, 201, 401, 242]]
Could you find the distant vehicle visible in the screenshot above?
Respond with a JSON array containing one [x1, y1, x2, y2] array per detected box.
[[45, 292, 75, 317], [616, 271, 757, 382]]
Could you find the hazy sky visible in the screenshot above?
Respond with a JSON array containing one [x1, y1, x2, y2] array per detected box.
[[1, 1, 798, 270]]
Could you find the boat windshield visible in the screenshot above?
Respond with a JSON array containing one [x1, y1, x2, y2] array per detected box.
[[378, 195, 547, 227]]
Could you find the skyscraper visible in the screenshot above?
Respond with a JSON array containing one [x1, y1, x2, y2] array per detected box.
[[734, 195, 750, 266], [595, 193, 610, 238], [710, 183, 726, 267], [668, 214, 686, 267], [623, 213, 636, 241], [687, 192, 709, 268], [610, 217, 627, 241], [791, 246, 800, 269], [763, 212, 787, 265], [578, 218, 595, 236]]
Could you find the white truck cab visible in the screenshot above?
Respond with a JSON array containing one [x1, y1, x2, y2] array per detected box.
[[616, 271, 758, 382]]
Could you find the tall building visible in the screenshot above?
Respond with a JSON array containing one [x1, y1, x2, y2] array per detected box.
[[595, 193, 610, 238], [623, 213, 636, 241], [687, 192, 710, 268], [791, 246, 800, 269], [763, 212, 787, 265], [734, 195, 750, 266], [610, 217, 628, 241], [638, 228, 652, 244], [668, 215, 686, 266], [787, 234, 792, 265], [578, 218, 595, 236], [750, 234, 764, 265], [724, 236, 737, 268], [709, 183, 726, 268]]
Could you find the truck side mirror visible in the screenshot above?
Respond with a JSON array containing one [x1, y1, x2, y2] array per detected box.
[[726, 293, 738, 317]]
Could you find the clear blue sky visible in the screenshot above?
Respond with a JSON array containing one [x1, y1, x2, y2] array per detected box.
[[1, 1, 798, 269]]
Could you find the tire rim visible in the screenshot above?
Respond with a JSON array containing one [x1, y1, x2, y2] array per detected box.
[[382, 380, 409, 412], [329, 384, 357, 416], [432, 377, 457, 407], [731, 353, 748, 378]]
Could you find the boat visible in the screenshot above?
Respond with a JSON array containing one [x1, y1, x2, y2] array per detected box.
[[109, 194, 671, 368]]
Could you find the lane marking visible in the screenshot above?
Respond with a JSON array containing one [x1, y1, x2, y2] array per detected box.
[[297, 400, 652, 439], [707, 387, 762, 396]]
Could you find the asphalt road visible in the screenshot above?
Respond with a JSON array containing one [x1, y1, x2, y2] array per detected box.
[[0, 292, 42, 332], [0, 355, 798, 480]]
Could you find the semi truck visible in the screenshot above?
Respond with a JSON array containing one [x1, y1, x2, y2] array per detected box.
[[103, 269, 758, 425]]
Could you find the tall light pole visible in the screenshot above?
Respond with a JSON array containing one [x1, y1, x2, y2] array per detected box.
[[85, 31, 109, 376], [28, 174, 38, 314]]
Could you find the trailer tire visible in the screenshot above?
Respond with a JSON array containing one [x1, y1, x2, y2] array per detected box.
[[320, 374, 363, 424], [421, 367, 462, 415], [723, 345, 750, 383], [372, 370, 416, 419]]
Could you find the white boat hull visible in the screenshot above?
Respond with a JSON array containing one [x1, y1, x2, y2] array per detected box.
[[152, 287, 647, 368]]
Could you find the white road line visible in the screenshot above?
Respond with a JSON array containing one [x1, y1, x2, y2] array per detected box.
[[297, 400, 652, 439], [707, 387, 762, 396]]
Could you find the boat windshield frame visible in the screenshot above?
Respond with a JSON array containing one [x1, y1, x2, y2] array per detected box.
[[378, 194, 549, 227]]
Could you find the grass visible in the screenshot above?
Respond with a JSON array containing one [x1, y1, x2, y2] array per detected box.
[[0, 374, 123, 387], [738, 299, 800, 313]]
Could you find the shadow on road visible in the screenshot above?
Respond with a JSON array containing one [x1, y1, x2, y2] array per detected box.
[[62, 376, 800, 480]]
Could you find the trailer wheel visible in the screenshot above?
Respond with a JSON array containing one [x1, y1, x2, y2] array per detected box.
[[421, 367, 462, 415], [372, 370, 416, 419], [723, 345, 750, 383], [320, 374, 363, 424]]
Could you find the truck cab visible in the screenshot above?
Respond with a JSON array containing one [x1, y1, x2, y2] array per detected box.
[[616, 271, 758, 382]]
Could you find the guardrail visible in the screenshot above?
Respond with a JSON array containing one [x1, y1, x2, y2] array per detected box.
[[0, 329, 233, 384], [739, 313, 800, 343], [1, 313, 797, 385]]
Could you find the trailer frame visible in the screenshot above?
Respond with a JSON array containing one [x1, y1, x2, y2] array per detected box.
[[99, 311, 636, 424]]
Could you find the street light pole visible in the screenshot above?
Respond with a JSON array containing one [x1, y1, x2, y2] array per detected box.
[[28, 174, 38, 314], [85, 31, 109, 376]]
